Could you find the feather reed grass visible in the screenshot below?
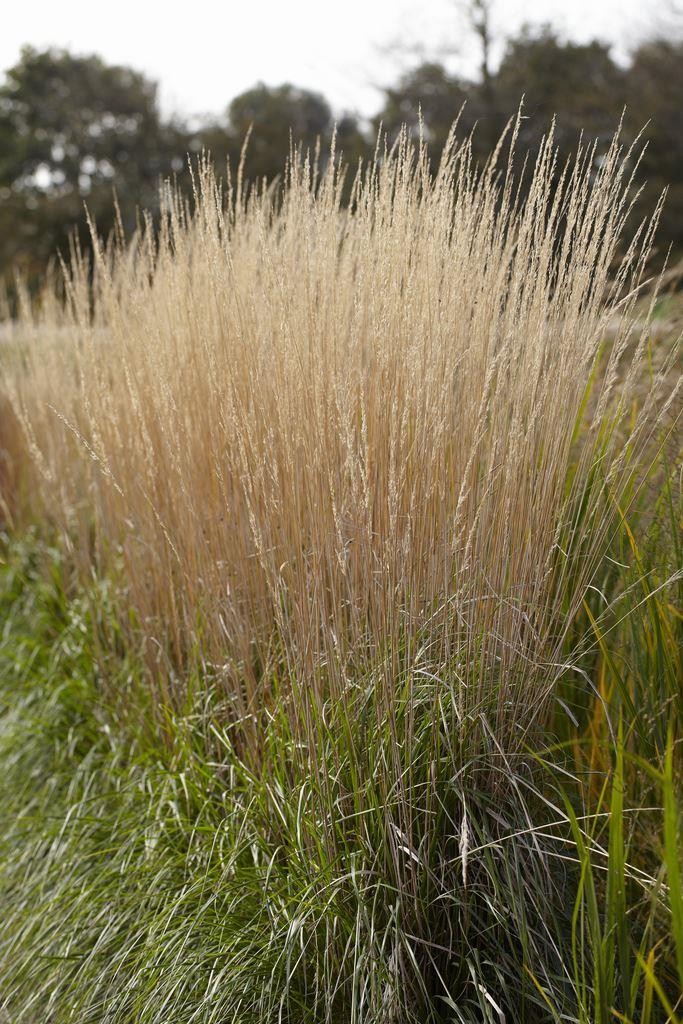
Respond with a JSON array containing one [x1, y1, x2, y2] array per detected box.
[[3, 123, 677, 734]]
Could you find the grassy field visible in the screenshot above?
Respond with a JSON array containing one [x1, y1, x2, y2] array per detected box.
[[0, 124, 681, 1023]]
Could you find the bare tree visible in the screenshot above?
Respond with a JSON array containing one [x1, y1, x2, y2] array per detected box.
[[465, 0, 495, 93]]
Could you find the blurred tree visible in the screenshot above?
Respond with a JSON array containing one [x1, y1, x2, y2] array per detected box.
[[625, 39, 683, 258], [192, 83, 367, 197], [494, 28, 626, 156], [467, 0, 494, 95], [373, 62, 482, 161], [460, 0, 498, 148], [0, 47, 189, 282], [226, 82, 341, 182]]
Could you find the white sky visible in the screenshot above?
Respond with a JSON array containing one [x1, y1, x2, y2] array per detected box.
[[0, 0, 670, 122]]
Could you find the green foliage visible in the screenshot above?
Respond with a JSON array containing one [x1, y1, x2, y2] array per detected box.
[[546, 437, 683, 1023], [0, 536, 576, 1022]]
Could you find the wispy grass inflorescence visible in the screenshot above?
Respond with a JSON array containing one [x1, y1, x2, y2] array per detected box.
[[4, 122, 677, 736]]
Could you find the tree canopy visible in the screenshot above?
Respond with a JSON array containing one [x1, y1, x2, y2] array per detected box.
[[0, 47, 186, 280]]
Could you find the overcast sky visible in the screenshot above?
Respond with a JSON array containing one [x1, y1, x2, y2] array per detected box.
[[0, 0, 671, 121]]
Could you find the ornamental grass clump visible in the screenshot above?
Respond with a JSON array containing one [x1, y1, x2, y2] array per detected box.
[[0, 120, 679, 1021]]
